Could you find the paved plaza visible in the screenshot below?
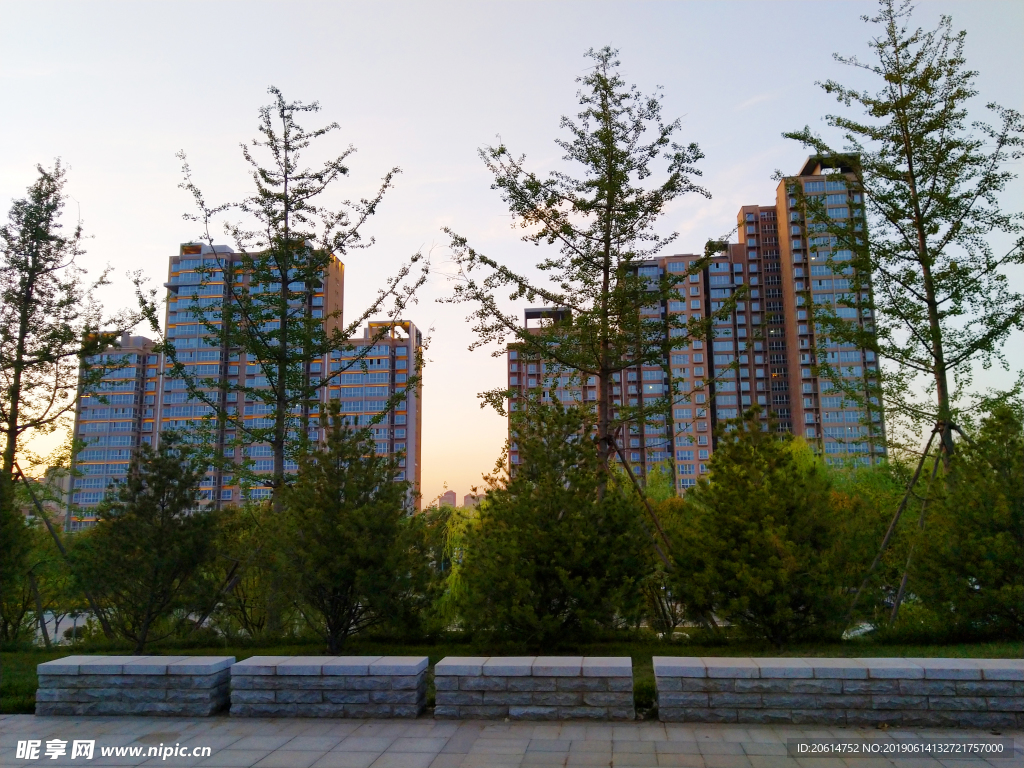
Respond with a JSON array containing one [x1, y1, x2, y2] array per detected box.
[[1, 715, 1021, 768]]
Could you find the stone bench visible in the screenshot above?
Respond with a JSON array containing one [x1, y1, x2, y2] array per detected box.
[[36, 655, 234, 716], [229, 656, 428, 717], [654, 656, 1024, 727], [434, 656, 634, 720]]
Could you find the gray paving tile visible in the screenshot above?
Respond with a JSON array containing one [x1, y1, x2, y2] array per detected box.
[[388, 738, 450, 753], [569, 754, 617, 766], [611, 754, 660, 766], [353, 724, 412, 738], [312, 752, 381, 768], [228, 737, 296, 751], [793, 759, 845, 768], [613, 741, 656, 753], [197, 749, 272, 767], [522, 754, 572, 765], [253, 750, 327, 768], [656, 756, 707, 768], [572, 739, 613, 752], [657, 742, 703, 754], [529, 738, 574, 752], [369, 753, 437, 768], [460, 756, 523, 767], [427, 756, 467, 768], [742, 744, 789, 757], [469, 737, 530, 754], [700, 743, 746, 755], [747, 758, 795, 768], [337, 737, 399, 752], [289, 737, 348, 751], [702, 756, 752, 768]]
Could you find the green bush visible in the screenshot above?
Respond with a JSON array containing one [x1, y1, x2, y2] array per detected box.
[[70, 433, 219, 652], [457, 399, 651, 648], [913, 405, 1024, 639], [276, 403, 428, 653], [669, 409, 864, 646]]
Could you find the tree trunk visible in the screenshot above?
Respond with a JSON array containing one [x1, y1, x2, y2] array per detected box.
[[2, 260, 34, 479], [28, 571, 51, 649]]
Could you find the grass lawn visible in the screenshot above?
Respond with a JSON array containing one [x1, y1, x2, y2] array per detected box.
[[3, 637, 1021, 715]]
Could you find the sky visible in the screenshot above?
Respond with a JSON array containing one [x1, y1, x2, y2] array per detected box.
[[2, 0, 1021, 505]]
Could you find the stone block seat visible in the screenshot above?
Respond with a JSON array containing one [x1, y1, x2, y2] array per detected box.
[[36, 655, 234, 716], [229, 656, 428, 717], [434, 656, 634, 720], [654, 656, 1024, 727]]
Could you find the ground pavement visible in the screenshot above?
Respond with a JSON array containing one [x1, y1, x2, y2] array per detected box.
[[1, 714, 1020, 768]]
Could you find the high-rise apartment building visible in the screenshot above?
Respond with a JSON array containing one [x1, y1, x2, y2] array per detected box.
[[506, 158, 884, 494], [438, 490, 456, 508], [68, 243, 423, 522], [68, 333, 158, 529], [159, 243, 345, 505], [324, 319, 424, 510]]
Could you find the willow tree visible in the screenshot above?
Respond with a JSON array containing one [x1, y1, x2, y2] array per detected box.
[[149, 87, 428, 507], [784, 0, 1023, 462], [445, 47, 724, 533]]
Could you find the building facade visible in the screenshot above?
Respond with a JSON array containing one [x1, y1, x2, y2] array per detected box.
[[506, 158, 884, 494], [68, 333, 158, 528], [68, 243, 423, 523], [324, 319, 424, 510]]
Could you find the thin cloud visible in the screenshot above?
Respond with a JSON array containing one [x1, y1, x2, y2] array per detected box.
[[735, 90, 786, 111]]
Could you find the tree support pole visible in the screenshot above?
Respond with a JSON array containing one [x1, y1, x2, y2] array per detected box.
[[888, 447, 943, 624], [843, 426, 939, 629], [611, 441, 673, 569], [28, 570, 52, 649]]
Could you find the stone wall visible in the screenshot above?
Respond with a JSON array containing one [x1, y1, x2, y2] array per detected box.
[[36, 655, 234, 716], [435, 656, 634, 720], [655, 657, 1024, 727], [230, 656, 428, 718]]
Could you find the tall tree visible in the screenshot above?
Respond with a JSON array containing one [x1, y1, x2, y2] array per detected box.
[[783, 0, 1023, 461], [276, 403, 423, 653], [0, 162, 134, 514], [70, 432, 218, 652], [148, 87, 428, 508], [444, 47, 727, 523]]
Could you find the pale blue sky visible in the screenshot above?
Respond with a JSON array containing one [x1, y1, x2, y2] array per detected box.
[[2, 1, 1021, 502]]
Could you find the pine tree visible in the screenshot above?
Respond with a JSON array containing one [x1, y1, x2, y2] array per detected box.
[[457, 394, 651, 648], [71, 433, 218, 652], [276, 403, 422, 653], [673, 410, 853, 646]]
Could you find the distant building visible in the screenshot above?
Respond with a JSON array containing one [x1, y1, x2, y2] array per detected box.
[[439, 490, 456, 508], [18, 468, 71, 530], [68, 333, 157, 529], [506, 158, 885, 494], [324, 320, 424, 511], [67, 243, 425, 519], [463, 493, 482, 508]]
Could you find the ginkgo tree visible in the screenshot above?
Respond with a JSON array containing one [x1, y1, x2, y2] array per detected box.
[[142, 87, 428, 509], [445, 47, 729, 536]]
